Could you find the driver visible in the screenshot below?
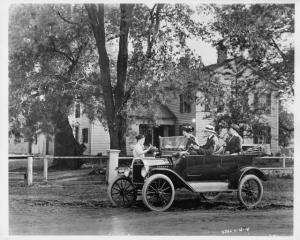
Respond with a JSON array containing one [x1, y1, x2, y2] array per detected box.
[[174, 124, 198, 157], [181, 124, 199, 150]]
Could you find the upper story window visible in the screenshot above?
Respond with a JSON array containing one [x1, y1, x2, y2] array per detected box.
[[75, 103, 80, 118], [179, 94, 191, 113], [254, 92, 271, 114], [204, 95, 224, 113]]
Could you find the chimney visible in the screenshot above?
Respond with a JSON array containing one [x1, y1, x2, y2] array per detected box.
[[216, 40, 227, 64]]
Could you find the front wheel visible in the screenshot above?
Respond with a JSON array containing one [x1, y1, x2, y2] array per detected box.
[[238, 174, 263, 208], [108, 176, 137, 207], [142, 174, 175, 212]]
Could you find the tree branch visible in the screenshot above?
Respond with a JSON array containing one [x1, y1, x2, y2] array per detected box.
[[49, 38, 74, 62], [56, 10, 81, 26], [270, 38, 286, 60]]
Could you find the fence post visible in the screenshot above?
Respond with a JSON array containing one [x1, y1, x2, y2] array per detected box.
[[282, 155, 286, 168], [27, 156, 33, 186], [43, 156, 48, 182], [106, 149, 120, 185]]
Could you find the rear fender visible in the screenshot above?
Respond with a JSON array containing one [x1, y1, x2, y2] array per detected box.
[[149, 168, 193, 192], [229, 167, 268, 189]]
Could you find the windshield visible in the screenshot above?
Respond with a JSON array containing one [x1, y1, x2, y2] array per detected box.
[[159, 136, 187, 151]]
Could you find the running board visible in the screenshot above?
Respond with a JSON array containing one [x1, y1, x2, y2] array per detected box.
[[187, 181, 230, 193]]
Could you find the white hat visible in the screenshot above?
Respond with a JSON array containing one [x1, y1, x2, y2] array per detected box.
[[203, 125, 217, 135]]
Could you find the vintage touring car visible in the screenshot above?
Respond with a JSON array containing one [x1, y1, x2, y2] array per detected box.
[[108, 136, 267, 212]]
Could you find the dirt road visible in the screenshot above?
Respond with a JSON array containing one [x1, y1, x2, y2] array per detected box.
[[9, 169, 293, 235], [10, 202, 292, 235]]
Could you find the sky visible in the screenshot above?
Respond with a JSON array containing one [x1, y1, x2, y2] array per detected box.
[[188, 39, 217, 65]]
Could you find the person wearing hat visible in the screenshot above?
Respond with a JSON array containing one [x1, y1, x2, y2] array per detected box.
[[224, 123, 243, 154], [181, 124, 199, 150], [192, 125, 219, 155]]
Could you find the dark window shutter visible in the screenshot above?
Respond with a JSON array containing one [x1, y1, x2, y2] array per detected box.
[[266, 93, 272, 114], [82, 128, 88, 143], [179, 95, 183, 113], [75, 103, 80, 118]]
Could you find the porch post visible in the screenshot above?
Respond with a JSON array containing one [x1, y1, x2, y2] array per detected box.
[[43, 156, 48, 182], [27, 156, 33, 186], [106, 149, 120, 185]]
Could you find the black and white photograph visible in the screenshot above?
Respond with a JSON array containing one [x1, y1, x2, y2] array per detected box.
[[3, 0, 297, 237]]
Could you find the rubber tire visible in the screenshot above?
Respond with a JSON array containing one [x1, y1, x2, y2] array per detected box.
[[238, 174, 263, 208], [201, 192, 222, 201], [108, 175, 137, 207], [142, 174, 175, 212]]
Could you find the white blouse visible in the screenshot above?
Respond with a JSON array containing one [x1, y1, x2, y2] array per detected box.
[[133, 143, 145, 159]]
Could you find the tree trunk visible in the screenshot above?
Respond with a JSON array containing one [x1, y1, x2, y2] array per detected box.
[[85, 4, 133, 155], [109, 114, 127, 155], [52, 113, 84, 169]]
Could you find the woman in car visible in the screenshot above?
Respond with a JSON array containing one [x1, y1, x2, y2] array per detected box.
[[181, 124, 199, 150], [133, 134, 152, 159]]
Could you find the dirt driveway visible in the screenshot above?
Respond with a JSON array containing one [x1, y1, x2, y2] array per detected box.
[[9, 169, 293, 235]]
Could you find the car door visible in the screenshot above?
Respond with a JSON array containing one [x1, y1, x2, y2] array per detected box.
[[186, 155, 223, 181], [220, 155, 239, 179], [201, 155, 224, 180], [185, 155, 205, 181]]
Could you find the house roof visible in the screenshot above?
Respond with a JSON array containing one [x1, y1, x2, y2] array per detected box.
[[200, 57, 280, 91], [129, 101, 177, 121]]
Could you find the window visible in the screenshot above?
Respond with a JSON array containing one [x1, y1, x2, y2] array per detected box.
[[254, 92, 271, 114], [179, 94, 191, 113], [82, 128, 88, 143], [253, 125, 271, 144], [204, 95, 224, 112], [75, 127, 79, 141], [75, 103, 80, 118]]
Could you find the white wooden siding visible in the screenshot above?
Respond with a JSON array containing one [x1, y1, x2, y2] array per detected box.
[[90, 121, 110, 156]]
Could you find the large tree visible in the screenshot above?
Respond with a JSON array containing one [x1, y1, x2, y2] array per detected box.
[[84, 3, 202, 154], [205, 4, 294, 95], [197, 4, 294, 136], [9, 4, 96, 168], [9, 4, 204, 161]]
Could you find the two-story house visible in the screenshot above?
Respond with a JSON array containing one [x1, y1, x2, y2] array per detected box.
[[10, 43, 279, 156]]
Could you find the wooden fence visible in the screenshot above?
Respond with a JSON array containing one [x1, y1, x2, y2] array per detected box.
[[9, 155, 293, 186]]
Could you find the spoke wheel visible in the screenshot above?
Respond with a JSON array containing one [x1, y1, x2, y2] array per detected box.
[[108, 176, 137, 207], [201, 192, 222, 201], [142, 174, 175, 212], [238, 174, 263, 208]]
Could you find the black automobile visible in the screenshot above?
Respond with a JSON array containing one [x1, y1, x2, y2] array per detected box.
[[108, 136, 267, 212]]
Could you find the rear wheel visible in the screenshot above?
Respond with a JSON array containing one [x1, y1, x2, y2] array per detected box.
[[142, 174, 175, 212], [201, 192, 222, 201], [238, 174, 263, 208], [108, 176, 137, 207]]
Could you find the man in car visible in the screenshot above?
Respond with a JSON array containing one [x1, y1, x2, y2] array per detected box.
[[191, 125, 219, 155], [224, 123, 243, 154]]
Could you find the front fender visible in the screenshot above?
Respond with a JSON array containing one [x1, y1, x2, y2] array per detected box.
[[149, 168, 193, 191], [229, 166, 268, 189]]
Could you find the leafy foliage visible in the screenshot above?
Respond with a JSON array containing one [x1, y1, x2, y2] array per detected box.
[[197, 4, 294, 138], [279, 108, 293, 147], [202, 4, 294, 96]]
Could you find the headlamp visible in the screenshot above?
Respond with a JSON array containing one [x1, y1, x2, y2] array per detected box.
[[141, 165, 149, 178]]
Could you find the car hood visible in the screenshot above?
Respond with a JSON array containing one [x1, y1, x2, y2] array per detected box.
[[142, 157, 170, 167]]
